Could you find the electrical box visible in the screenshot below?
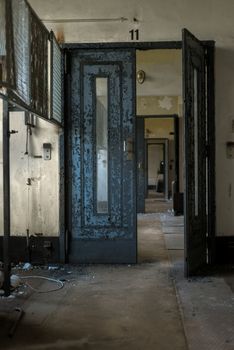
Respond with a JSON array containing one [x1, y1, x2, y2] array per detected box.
[[43, 143, 52, 160]]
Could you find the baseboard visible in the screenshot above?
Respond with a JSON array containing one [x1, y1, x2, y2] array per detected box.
[[69, 239, 137, 264], [215, 237, 234, 264], [0, 236, 60, 265], [2, 235, 232, 266]]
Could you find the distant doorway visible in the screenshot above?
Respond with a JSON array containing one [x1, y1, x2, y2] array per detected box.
[[146, 139, 168, 199], [137, 115, 179, 214]]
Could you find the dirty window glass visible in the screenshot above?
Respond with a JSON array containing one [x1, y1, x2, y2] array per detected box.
[[96, 77, 108, 214], [194, 68, 199, 217]]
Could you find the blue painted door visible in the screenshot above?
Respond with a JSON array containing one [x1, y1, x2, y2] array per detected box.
[[68, 49, 136, 263]]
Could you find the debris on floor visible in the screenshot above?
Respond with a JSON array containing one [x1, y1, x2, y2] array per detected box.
[[10, 275, 21, 289], [22, 263, 33, 271]]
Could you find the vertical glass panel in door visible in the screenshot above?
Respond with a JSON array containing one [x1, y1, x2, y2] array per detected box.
[[193, 68, 198, 216], [0, 0, 7, 84], [96, 77, 108, 213]]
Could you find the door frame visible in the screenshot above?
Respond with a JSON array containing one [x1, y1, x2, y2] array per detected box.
[[62, 40, 215, 265]]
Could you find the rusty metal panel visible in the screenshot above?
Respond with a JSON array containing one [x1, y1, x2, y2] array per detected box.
[[29, 9, 49, 118], [0, 0, 7, 81], [12, 0, 30, 104], [0, 0, 15, 90], [50, 31, 62, 123]]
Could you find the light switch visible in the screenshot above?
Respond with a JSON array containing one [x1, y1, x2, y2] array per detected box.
[[43, 143, 51, 160]]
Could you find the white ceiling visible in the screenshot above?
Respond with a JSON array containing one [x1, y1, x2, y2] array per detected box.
[[28, 0, 234, 46], [26, 1, 184, 97]]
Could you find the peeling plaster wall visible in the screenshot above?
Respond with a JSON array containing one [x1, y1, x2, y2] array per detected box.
[[137, 96, 180, 115], [0, 112, 60, 237], [28, 0, 234, 236]]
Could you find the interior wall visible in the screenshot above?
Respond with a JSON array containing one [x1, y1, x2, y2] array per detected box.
[[0, 112, 60, 237], [136, 49, 182, 116], [28, 0, 234, 236], [137, 96, 179, 116], [144, 118, 174, 139], [136, 49, 183, 196], [137, 49, 182, 95]]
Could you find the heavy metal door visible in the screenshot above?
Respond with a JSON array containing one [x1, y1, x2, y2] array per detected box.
[[183, 29, 207, 276], [68, 49, 136, 263]]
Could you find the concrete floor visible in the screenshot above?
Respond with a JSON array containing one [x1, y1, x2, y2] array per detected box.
[[1, 211, 234, 350], [162, 213, 234, 350], [0, 215, 188, 350], [145, 192, 173, 213]]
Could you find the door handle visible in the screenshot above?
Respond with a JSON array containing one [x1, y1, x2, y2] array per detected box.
[[138, 161, 143, 169], [123, 138, 134, 160]]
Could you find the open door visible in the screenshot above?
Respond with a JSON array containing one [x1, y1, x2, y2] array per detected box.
[[68, 49, 136, 263], [136, 117, 145, 213], [183, 29, 207, 276]]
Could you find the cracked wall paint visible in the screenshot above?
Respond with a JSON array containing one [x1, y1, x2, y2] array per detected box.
[[158, 96, 173, 111], [0, 111, 60, 237]]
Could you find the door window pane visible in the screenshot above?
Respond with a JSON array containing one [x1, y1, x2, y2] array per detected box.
[[0, 0, 7, 84], [12, 0, 30, 104], [96, 77, 108, 213], [194, 68, 199, 216]]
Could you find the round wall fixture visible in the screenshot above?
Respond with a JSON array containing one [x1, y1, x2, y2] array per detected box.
[[137, 70, 145, 84]]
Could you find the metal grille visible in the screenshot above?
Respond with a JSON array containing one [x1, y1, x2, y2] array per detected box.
[[12, 0, 30, 104], [0, 0, 7, 90], [0, 0, 15, 89], [0, 0, 6, 56], [30, 9, 49, 118], [1, 0, 60, 122], [51, 32, 62, 123]]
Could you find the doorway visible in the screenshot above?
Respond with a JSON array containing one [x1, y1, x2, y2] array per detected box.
[[137, 115, 179, 213], [147, 141, 166, 198], [64, 30, 215, 276]]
